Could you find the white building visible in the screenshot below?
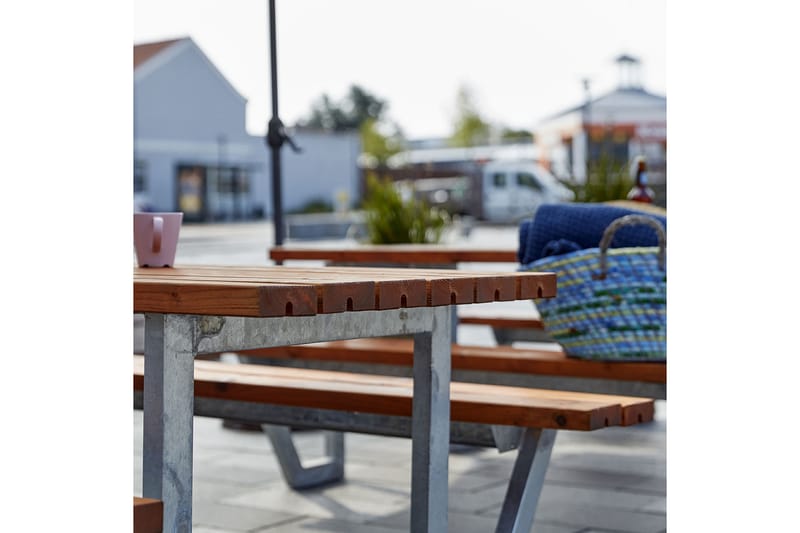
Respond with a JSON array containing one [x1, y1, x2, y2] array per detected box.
[[134, 37, 360, 222], [535, 54, 666, 190]]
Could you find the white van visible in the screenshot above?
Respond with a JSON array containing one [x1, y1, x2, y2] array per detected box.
[[481, 160, 574, 222]]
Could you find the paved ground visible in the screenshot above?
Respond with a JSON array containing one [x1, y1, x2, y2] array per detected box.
[[134, 220, 666, 532]]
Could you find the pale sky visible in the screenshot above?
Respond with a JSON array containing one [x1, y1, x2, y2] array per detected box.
[[134, 0, 666, 139]]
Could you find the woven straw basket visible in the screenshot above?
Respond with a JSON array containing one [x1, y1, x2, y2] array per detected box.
[[526, 214, 666, 361]]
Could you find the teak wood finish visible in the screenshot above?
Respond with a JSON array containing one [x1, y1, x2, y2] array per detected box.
[[269, 245, 519, 265], [132, 356, 653, 430], [458, 315, 545, 330], [133, 497, 163, 533], [134, 265, 556, 317], [233, 338, 666, 385]]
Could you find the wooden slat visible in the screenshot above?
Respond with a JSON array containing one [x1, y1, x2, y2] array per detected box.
[[458, 316, 545, 330], [270, 245, 519, 264], [133, 279, 318, 317], [133, 356, 654, 430], [133, 497, 162, 533], [234, 338, 666, 384]]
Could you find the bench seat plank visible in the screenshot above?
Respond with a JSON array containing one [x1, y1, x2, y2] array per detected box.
[[459, 315, 545, 330], [133, 356, 653, 430], [133, 496, 162, 533], [234, 338, 666, 384]]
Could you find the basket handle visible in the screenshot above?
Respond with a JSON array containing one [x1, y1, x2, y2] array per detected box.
[[598, 214, 666, 275]]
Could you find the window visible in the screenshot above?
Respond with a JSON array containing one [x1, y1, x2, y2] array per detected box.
[[134, 160, 146, 192], [516, 172, 543, 191], [212, 166, 249, 193], [492, 173, 507, 188], [234, 168, 250, 194], [217, 167, 234, 193]]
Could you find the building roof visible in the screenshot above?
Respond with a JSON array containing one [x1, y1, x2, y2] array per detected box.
[[133, 37, 185, 69], [541, 86, 666, 123], [133, 36, 247, 106]]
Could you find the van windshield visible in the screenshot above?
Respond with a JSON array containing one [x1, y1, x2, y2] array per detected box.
[[516, 173, 543, 191]]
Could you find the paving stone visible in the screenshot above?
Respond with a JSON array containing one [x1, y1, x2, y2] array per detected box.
[[543, 465, 654, 490], [537, 484, 665, 513], [483, 499, 667, 533], [552, 451, 665, 477], [625, 475, 667, 496], [367, 508, 503, 532], [530, 524, 584, 533], [638, 498, 667, 514], [446, 480, 508, 514], [192, 499, 298, 532], [346, 461, 504, 494], [221, 482, 411, 524], [254, 517, 405, 532]]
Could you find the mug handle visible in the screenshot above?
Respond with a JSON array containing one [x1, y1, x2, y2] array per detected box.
[[152, 216, 163, 253]]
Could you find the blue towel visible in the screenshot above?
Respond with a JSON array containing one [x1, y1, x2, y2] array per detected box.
[[518, 203, 666, 265]]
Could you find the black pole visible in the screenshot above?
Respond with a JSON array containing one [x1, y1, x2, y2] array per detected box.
[[267, 0, 284, 245], [582, 78, 592, 184]]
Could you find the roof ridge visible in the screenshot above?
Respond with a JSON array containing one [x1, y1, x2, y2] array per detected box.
[[133, 37, 188, 69]]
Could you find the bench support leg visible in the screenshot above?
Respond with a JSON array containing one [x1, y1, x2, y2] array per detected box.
[[262, 426, 345, 489], [495, 428, 557, 533], [142, 313, 195, 533], [411, 306, 452, 533]]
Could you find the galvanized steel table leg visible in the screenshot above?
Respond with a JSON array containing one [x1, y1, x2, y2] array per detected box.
[[142, 313, 196, 533], [495, 428, 557, 533], [451, 305, 459, 343], [262, 426, 345, 489], [411, 306, 452, 532]]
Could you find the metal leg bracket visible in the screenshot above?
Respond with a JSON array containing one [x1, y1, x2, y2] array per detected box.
[[495, 428, 557, 533], [262, 426, 345, 490]]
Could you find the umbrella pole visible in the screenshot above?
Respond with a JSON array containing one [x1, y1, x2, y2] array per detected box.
[[267, 0, 284, 246]]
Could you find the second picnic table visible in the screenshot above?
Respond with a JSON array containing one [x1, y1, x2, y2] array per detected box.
[[269, 244, 519, 266]]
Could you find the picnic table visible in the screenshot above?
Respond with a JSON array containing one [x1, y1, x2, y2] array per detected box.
[[134, 264, 557, 532]]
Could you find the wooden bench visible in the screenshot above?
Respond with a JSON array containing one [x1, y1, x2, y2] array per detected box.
[[232, 338, 666, 400], [458, 314, 554, 344], [133, 496, 163, 533], [133, 354, 654, 532]]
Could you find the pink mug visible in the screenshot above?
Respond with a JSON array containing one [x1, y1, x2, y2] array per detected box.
[[134, 212, 183, 267]]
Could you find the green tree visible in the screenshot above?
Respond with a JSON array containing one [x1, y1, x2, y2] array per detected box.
[[360, 118, 404, 167], [499, 127, 534, 143], [298, 84, 404, 165], [448, 85, 491, 147]]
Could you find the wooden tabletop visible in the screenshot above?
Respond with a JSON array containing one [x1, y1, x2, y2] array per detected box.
[[134, 265, 556, 317], [269, 245, 519, 265]]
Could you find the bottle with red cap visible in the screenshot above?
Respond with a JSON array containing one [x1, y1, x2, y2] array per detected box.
[[627, 156, 655, 203]]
